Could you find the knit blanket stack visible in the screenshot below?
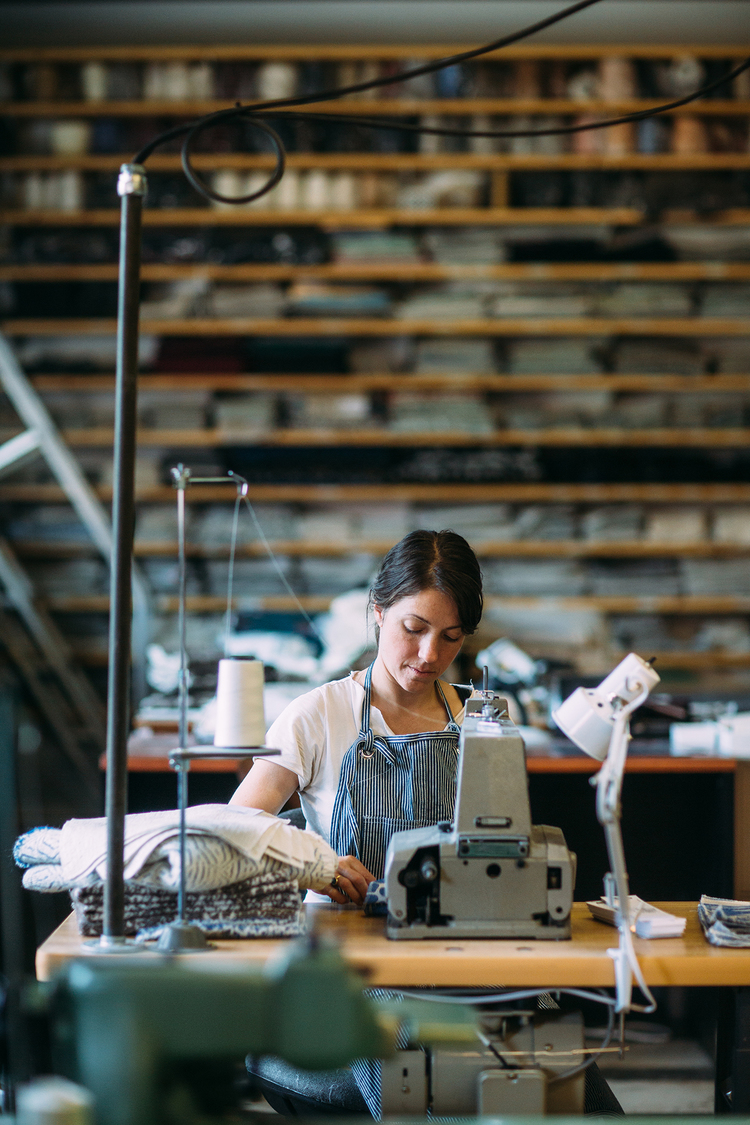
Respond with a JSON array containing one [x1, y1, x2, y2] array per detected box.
[[15, 804, 337, 941]]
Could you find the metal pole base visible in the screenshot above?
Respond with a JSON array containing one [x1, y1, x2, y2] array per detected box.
[[84, 934, 147, 953], [156, 920, 214, 953]]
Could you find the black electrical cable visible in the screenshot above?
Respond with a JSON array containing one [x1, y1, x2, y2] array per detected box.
[[134, 0, 603, 166], [261, 55, 750, 142], [128, 0, 750, 211], [236, 0, 604, 113]]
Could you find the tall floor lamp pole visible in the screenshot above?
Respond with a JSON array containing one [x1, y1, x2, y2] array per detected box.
[[100, 164, 147, 947]]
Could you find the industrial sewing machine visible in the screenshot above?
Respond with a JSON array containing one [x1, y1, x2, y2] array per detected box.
[[384, 684, 576, 939]]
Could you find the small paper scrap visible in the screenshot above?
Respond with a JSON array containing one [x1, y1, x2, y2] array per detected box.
[[587, 895, 687, 938]]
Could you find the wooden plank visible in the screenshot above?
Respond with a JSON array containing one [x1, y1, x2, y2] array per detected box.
[[5, 97, 750, 117], [7, 262, 750, 284], [33, 902, 750, 989], [29, 373, 750, 393], [44, 593, 750, 614], [4, 316, 749, 337], [6, 45, 750, 65], [3, 482, 750, 504], [13, 538, 750, 561], [31, 425, 750, 449], [0, 206, 646, 227]]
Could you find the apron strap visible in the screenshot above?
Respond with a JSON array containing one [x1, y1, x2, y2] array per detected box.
[[435, 679, 461, 734], [358, 664, 461, 751]]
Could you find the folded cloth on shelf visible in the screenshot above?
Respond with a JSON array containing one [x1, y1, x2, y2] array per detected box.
[[15, 804, 336, 894], [69, 872, 304, 940], [698, 895, 750, 947]]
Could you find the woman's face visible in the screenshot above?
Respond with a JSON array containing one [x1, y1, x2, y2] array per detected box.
[[373, 587, 464, 695]]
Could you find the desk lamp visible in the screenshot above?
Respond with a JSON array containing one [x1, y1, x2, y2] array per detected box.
[[552, 653, 660, 1014]]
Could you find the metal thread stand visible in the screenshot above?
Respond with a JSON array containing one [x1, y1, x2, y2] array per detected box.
[[155, 466, 279, 954]]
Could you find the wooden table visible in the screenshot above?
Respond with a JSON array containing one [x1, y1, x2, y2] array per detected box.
[[34, 901, 746, 987], [36, 901, 750, 1112]]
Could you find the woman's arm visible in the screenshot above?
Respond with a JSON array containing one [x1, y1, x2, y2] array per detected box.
[[231, 758, 373, 905], [229, 757, 299, 814]]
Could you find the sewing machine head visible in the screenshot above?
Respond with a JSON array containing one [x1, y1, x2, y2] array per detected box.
[[384, 686, 576, 939]]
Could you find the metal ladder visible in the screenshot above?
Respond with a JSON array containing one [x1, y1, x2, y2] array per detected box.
[[0, 332, 150, 789]]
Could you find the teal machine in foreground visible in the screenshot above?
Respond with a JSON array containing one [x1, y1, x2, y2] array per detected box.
[[41, 935, 591, 1123]]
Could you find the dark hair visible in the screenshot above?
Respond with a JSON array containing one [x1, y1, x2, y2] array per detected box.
[[369, 529, 483, 635]]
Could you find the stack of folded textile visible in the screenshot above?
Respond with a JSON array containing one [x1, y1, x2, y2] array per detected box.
[[70, 874, 302, 940], [396, 285, 488, 320], [698, 896, 750, 947], [389, 393, 493, 433], [423, 227, 505, 264], [286, 283, 391, 317], [507, 338, 601, 374], [488, 284, 591, 318], [595, 283, 692, 317], [414, 338, 496, 373], [581, 505, 644, 541], [682, 559, 750, 595], [14, 804, 337, 941], [701, 284, 750, 317], [413, 503, 515, 541], [588, 559, 680, 596]]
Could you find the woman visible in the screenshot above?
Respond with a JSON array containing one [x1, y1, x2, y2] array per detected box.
[[233, 528, 623, 1119], [230, 528, 482, 905]]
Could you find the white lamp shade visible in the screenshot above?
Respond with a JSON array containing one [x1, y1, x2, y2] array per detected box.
[[552, 653, 660, 760], [552, 687, 613, 760]]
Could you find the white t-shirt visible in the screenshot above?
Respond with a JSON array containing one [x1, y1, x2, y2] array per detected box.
[[266, 673, 464, 847]]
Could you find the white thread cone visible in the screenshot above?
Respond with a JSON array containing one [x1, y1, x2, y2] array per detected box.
[[214, 658, 265, 748]]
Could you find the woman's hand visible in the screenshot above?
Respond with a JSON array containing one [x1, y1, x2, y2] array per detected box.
[[322, 856, 376, 906]]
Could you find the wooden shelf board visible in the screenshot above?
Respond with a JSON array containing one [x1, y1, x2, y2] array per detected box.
[[0, 206, 649, 227], [5, 97, 750, 118], [5, 151, 750, 177], [4, 482, 750, 504], [47, 593, 750, 614], [6, 262, 750, 284], [6, 425, 748, 449], [28, 373, 750, 394], [5, 206, 750, 228], [4, 316, 750, 337], [2, 44, 747, 63], [14, 538, 750, 560]]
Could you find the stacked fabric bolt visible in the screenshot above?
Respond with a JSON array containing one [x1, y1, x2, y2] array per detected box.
[[506, 339, 602, 374], [396, 286, 488, 319], [413, 503, 516, 541], [701, 284, 750, 317], [423, 227, 505, 264], [286, 283, 391, 317], [14, 805, 337, 941], [414, 338, 496, 373], [698, 896, 750, 947], [389, 393, 493, 434], [488, 284, 592, 318], [682, 559, 750, 595], [612, 339, 704, 375], [595, 283, 692, 317], [581, 506, 644, 541], [482, 559, 586, 596], [588, 559, 681, 597]]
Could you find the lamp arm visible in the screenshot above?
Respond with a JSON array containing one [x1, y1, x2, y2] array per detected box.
[[592, 682, 656, 1015]]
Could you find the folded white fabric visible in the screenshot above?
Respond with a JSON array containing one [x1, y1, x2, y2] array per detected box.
[[17, 805, 336, 894]]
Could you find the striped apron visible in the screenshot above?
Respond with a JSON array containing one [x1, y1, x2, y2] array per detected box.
[[329, 663, 461, 882]]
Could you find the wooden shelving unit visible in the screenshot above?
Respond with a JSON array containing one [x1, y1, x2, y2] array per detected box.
[[3, 39, 750, 681]]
